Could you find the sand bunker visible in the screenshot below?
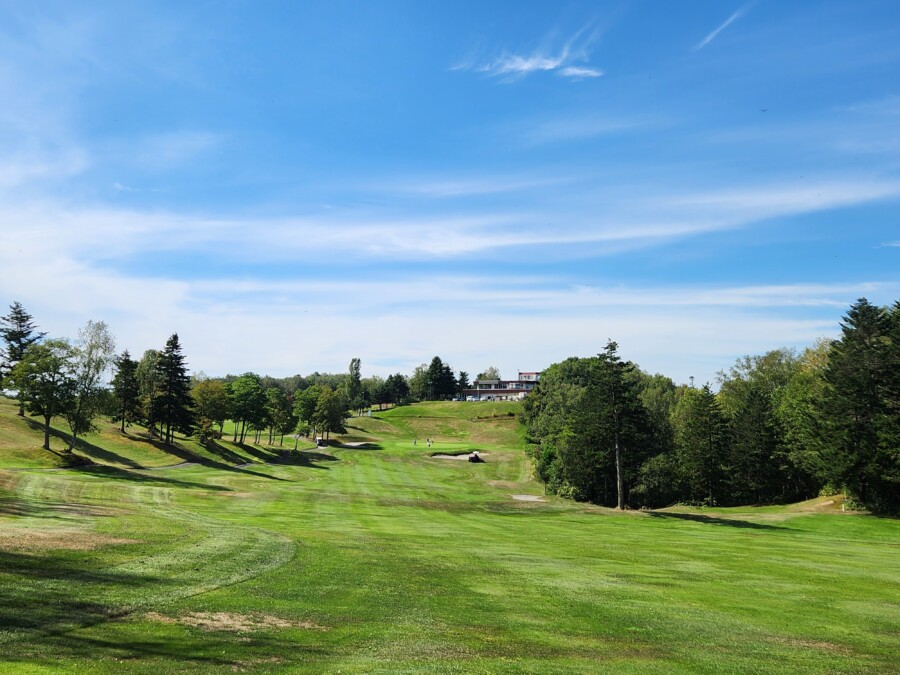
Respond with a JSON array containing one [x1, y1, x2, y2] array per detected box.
[[511, 494, 544, 502], [431, 453, 489, 460], [144, 611, 327, 632]]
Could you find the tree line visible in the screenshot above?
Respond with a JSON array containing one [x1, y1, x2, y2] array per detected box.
[[0, 301, 484, 452], [522, 298, 900, 515]]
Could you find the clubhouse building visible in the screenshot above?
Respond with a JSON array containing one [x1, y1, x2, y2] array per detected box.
[[463, 371, 541, 401]]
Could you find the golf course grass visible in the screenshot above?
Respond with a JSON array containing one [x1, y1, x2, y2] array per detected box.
[[0, 397, 898, 673]]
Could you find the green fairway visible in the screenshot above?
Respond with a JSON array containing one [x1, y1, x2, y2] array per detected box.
[[1, 399, 898, 673]]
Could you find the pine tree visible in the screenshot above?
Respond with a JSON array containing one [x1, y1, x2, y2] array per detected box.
[[673, 384, 729, 506], [347, 358, 362, 412], [151, 334, 195, 446], [822, 298, 896, 512], [0, 301, 47, 415], [111, 350, 141, 432], [596, 341, 649, 510]]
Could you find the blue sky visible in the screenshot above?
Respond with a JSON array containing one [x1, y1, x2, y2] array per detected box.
[[1, 1, 898, 385]]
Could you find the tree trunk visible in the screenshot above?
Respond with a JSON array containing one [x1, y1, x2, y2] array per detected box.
[[615, 431, 624, 510], [43, 414, 51, 451]]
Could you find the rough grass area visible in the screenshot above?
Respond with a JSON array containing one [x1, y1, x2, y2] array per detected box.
[[0, 398, 897, 673]]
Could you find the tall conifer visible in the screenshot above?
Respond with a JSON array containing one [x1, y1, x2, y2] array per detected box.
[[1, 301, 47, 415], [151, 334, 195, 446]]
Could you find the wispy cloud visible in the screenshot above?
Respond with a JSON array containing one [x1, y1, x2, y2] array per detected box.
[[524, 116, 648, 145], [454, 24, 603, 82], [371, 174, 570, 198], [881, 240, 900, 247], [842, 95, 900, 116], [694, 5, 749, 52], [558, 66, 603, 79], [1, 177, 896, 267], [130, 130, 224, 169]]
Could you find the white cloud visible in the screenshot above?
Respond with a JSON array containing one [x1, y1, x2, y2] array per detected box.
[[0, 149, 88, 189], [1, 177, 896, 266], [557, 66, 603, 79], [457, 24, 603, 82], [0, 254, 877, 386], [694, 6, 749, 52]]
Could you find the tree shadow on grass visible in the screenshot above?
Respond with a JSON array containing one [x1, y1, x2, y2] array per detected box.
[[0, 549, 330, 667], [336, 442, 383, 450], [125, 435, 290, 482], [231, 441, 281, 463], [23, 418, 144, 469], [0, 549, 160, 636], [272, 450, 339, 469], [0, 495, 122, 518], [72, 465, 233, 492], [646, 511, 785, 531]]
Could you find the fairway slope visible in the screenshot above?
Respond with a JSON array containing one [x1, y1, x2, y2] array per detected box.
[[1, 400, 898, 672]]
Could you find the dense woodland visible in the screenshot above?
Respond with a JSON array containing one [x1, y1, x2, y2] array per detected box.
[[522, 298, 900, 514], [1, 298, 898, 514]]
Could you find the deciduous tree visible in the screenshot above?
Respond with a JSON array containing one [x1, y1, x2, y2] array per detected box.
[[65, 320, 116, 451], [10, 339, 77, 451]]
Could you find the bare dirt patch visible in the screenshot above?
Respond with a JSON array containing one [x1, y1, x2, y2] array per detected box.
[[0, 528, 139, 551], [511, 494, 544, 502], [489, 480, 522, 489], [772, 636, 852, 655], [144, 611, 327, 632]]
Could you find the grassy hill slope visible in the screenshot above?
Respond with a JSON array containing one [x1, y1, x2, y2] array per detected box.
[[1, 398, 898, 673]]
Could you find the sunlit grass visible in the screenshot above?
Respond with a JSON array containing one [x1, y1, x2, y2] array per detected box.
[[0, 397, 897, 672]]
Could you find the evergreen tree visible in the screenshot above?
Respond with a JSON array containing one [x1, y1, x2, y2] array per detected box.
[[151, 334, 195, 446], [457, 371, 470, 395], [522, 344, 650, 508], [0, 301, 47, 415], [112, 351, 141, 432], [822, 298, 897, 512], [347, 358, 363, 412], [596, 341, 649, 510], [387, 373, 409, 405], [672, 385, 729, 506]]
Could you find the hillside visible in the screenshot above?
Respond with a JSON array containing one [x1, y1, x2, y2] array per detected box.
[[0, 397, 898, 673]]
